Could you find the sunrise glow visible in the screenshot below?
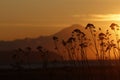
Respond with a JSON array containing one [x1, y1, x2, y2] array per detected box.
[[1, 1, 120, 80], [0, 0, 120, 40], [91, 14, 120, 21]]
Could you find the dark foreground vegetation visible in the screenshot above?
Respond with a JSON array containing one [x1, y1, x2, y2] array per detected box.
[[1, 64, 120, 80], [1, 23, 120, 80]]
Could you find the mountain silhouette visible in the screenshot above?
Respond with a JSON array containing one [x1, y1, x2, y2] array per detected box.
[[0, 24, 96, 63], [0, 24, 88, 51]]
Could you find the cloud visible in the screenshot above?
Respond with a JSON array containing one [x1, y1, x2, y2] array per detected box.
[[72, 14, 120, 21]]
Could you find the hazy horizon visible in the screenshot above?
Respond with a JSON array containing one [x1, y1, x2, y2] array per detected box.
[[1, 0, 120, 40]]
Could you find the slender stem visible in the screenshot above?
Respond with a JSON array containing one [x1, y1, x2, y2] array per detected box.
[[89, 28, 99, 60], [113, 48, 117, 60], [114, 30, 120, 60]]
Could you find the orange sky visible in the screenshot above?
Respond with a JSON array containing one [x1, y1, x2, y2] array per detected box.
[[1, 0, 120, 40]]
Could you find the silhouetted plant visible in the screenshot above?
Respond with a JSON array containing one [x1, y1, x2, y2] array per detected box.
[[61, 28, 91, 67], [37, 46, 48, 69], [85, 23, 99, 60], [72, 29, 88, 61], [110, 23, 119, 30], [37, 46, 45, 57], [112, 42, 117, 60], [12, 48, 24, 69], [53, 36, 61, 53], [51, 23, 120, 66], [53, 36, 59, 49], [105, 30, 112, 60], [53, 36, 64, 60], [98, 33, 106, 60], [25, 47, 32, 67], [62, 39, 72, 60], [110, 23, 120, 60], [67, 37, 76, 62]]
